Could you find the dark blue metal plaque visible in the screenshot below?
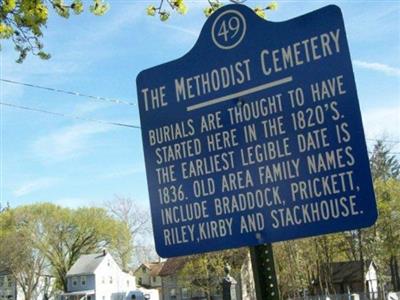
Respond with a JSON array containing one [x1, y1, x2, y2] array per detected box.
[[136, 4, 377, 258]]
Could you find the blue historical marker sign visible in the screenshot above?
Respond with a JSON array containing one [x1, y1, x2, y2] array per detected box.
[[136, 4, 377, 258]]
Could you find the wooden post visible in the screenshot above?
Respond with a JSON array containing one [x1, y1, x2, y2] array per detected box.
[[250, 243, 280, 300]]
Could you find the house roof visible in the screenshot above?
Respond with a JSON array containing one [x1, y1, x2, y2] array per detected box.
[[0, 262, 10, 275], [67, 253, 107, 276], [158, 257, 188, 277], [320, 261, 372, 283], [135, 261, 165, 277], [149, 262, 164, 277], [61, 290, 95, 296]]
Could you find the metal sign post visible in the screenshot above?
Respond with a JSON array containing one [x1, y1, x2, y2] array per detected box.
[[250, 244, 279, 300]]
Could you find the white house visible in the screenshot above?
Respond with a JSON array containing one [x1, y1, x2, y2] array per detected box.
[[61, 251, 136, 300], [133, 262, 163, 290], [0, 268, 54, 300], [0, 269, 17, 300]]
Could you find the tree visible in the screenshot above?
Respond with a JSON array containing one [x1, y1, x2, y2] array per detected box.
[[273, 139, 400, 295], [274, 234, 350, 298], [146, 0, 278, 21], [0, 203, 132, 292], [370, 139, 400, 180], [0, 209, 49, 300], [368, 139, 400, 289], [178, 248, 247, 299], [275, 240, 315, 298], [105, 196, 153, 270], [372, 179, 400, 290], [2, 1, 277, 62], [0, 0, 109, 62]]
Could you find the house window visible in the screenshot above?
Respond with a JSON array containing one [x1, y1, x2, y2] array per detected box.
[[109, 276, 113, 284], [152, 276, 156, 283], [170, 289, 176, 300], [107, 260, 111, 267], [7, 276, 12, 288], [126, 280, 129, 287], [181, 288, 189, 299], [102, 276, 105, 284], [81, 276, 86, 286], [72, 277, 78, 286]]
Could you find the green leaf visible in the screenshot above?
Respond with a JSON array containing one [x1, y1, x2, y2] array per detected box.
[[146, 5, 157, 16], [90, 0, 109, 16], [0, 23, 14, 39], [71, 0, 84, 15], [159, 11, 170, 21], [38, 51, 51, 60]]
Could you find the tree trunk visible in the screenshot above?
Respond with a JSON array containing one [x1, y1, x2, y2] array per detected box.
[[21, 282, 32, 300], [57, 268, 68, 292], [358, 230, 366, 293], [396, 256, 400, 291], [391, 256, 400, 291]]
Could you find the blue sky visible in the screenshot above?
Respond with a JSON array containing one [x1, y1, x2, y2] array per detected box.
[[1, 0, 399, 210]]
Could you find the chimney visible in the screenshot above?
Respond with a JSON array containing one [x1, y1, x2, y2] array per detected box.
[[102, 249, 106, 256]]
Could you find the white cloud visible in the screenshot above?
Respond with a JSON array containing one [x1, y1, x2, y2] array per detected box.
[[73, 101, 112, 116], [362, 105, 400, 148], [157, 23, 199, 37], [52, 197, 96, 208], [13, 177, 59, 197], [353, 60, 400, 77], [100, 165, 145, 179], [1, 51, 27, 100], [32, 122, 113, 162]]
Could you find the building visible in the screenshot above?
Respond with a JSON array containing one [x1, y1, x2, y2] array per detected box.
[[134, 262, 163, 289], [158, 257, 189, 300], [313, 261, 378, 297], [0, 267, 54, 300], [157, 257, 226, 300], [61, 251, 136, 300], [0, 269, 17, 300]]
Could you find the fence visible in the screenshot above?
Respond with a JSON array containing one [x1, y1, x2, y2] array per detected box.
[[291, 291, 391, 300]]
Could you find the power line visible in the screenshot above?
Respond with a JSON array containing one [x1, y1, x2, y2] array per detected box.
[[1, 100, 399, 143], [369, 150, 400, 155], [0, 78, 136, 106], [0, 101, 140, 129], [366, 138, 400, 144], [2, 80, 399, 142]]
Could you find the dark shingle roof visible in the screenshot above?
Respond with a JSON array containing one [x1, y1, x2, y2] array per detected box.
[[158, 257, 188, 277], [67, 253, 107, 276], [135, 262, 165, 277], [148, 262, 165, 277], [0, 262, 10, 275], [320, 261, 372, 283], [0, 270, 10, 276]]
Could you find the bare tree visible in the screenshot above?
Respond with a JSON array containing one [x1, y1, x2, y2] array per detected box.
[[105, 196, 155, 269], [0, 227, 48, 300]]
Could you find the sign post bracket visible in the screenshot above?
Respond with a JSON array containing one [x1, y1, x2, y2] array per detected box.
[[250, 243, 280, 300]]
